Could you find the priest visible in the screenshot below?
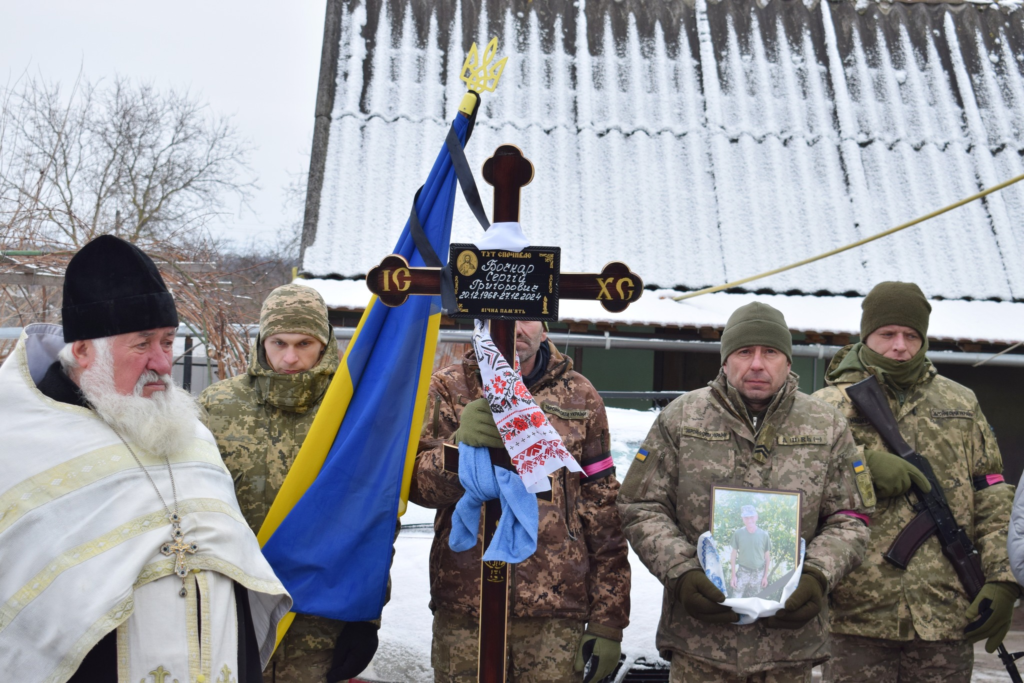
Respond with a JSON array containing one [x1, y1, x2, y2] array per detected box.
[[0, 235, 291, 683]]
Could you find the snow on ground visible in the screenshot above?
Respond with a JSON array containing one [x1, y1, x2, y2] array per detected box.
[[607, 406, 660, 473], [359, 525, 435, 683], [364, 407, 662, 682]]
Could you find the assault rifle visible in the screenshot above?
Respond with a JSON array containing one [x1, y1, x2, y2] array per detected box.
[[846, 376, 1023, 682]]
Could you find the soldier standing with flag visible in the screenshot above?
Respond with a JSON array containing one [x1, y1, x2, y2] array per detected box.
[[814, 282, 1019, 683], [413, 320, 630, 683], [618, 302, 872, 682], [201, 284, 380, 683]]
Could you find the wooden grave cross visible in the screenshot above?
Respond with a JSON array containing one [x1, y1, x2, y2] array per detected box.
[[366, 144, 643, 683]]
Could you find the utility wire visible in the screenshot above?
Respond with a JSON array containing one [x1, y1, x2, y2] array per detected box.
[[973, 341, 1023, 367], [673, 171, 1024, 301]]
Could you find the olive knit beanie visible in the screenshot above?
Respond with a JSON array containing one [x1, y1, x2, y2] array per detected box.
[[259, 283, 331, 345], [720, 302, 792, 363], [860, 282, 931, 340]]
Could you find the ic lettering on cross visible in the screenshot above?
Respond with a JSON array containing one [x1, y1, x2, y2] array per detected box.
[[365, 144, 643, 683]]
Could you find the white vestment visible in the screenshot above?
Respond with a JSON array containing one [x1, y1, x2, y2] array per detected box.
[[0, 324, 292, 683]]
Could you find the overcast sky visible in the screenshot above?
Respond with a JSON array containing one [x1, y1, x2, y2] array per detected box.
[[1, 1, 327, 249]]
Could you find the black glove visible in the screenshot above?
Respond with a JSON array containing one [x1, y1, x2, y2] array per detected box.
[[676, 570, 739, 624], [765, 567, 827, 630], [326, 621, 379, 683]]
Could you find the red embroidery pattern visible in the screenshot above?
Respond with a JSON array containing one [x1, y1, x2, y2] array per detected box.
[[473, 320, 580, 493]]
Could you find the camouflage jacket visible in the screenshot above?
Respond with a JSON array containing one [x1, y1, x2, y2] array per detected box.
[[411, 343, 631, 642], [199, 335, 343, 655], [814, 344, 1015, 641], [618, 371, 872, 674]]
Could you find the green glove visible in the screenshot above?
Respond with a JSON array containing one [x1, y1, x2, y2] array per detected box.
[[965, 581, 1021, 652], [864, 449, 932, 499], [676, 570, 738, 624], [451, 398, 504, 448], [574, 632, 621, 683], [765, 567, 827, 630]]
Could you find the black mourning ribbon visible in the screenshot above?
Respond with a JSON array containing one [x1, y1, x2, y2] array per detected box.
[[407, 91, 490, 314]]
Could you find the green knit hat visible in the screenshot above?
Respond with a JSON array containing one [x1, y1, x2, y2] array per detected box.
[[259, 283, 330, 345], [720, 302, 793, 363], [860, 282, 931, 340]]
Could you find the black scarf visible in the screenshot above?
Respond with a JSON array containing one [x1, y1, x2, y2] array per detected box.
[[37, 361, 89, 407]]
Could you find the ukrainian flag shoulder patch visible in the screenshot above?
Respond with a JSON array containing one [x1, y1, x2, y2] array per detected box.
[[852, 458, 876, 507], [635, 448, 649, 462]]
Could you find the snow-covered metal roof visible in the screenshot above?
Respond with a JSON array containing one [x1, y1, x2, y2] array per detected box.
[[302, 0, 1024, 302]]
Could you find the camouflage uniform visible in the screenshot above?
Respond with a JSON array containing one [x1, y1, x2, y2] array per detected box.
[[733, 566, 765, 600], [200, 286, 345, 683], [412, 343, 630, 682], [670, 655, 813, 683], [813, 345, 1015, 682], [618, 371, 872, 679], [432, 610, 585, 683]]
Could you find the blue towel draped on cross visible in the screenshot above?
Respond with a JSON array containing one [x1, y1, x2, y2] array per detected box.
[[448, 443, 539, 563]]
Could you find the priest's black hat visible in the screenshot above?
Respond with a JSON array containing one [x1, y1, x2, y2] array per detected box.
[[62, 235, 179, 342]]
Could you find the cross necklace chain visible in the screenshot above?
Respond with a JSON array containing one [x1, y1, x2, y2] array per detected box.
[[114, 432, 198, 598]]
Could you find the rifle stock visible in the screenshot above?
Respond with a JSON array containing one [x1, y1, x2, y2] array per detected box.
[[845, 376, 1021, 682]]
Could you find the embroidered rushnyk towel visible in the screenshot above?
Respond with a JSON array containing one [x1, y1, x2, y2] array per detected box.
[[471, 320, 581, 493]]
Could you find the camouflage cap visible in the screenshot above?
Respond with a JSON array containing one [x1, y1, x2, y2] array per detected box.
[[741, 505, 757, 517], [259, 283, 330, 345]]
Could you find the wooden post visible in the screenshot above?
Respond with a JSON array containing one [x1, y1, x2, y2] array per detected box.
[[476, 145, 534, 683]]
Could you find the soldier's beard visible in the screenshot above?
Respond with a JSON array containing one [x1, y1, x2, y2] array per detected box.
[[77, 340, 199, 459]]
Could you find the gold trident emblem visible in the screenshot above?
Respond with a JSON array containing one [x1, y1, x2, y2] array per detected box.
[[460, 37, 508, 93]]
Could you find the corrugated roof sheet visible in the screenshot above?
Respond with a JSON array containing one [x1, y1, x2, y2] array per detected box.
[[303, 0, 1024, 302]]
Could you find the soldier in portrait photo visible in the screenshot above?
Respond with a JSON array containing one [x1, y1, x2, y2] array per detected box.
[[200, 283, 382, 683], [728, 504, 773, 599], [814, 282, 1020, 683], [412, 320, 630, 683], [618, 301, 873, 683]]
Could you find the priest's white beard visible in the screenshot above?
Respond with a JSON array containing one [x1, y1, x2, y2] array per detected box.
[[77, 340, 199, 459]]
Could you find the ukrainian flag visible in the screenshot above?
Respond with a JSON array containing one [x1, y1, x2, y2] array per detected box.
[[257, 96, 480, 639]]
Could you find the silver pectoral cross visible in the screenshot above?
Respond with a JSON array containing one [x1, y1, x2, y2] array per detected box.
[[160, 519, 198, 597]]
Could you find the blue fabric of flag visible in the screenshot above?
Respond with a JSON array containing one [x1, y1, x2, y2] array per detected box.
[[260, 112, 473, 622]]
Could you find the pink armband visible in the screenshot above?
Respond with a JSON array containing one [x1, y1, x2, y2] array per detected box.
[[833, 510, 870, 526]]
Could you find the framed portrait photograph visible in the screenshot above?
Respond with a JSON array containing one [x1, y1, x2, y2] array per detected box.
[[710, 486, 802, 602]]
